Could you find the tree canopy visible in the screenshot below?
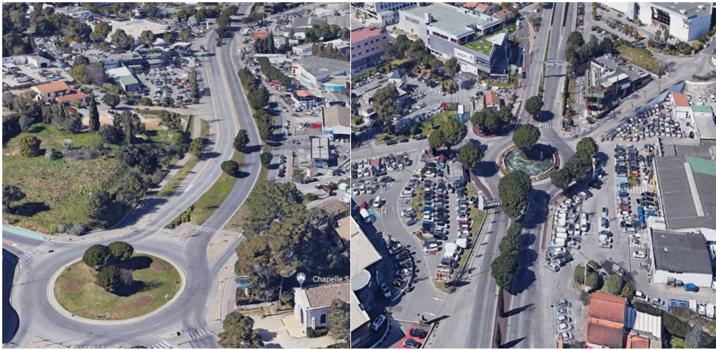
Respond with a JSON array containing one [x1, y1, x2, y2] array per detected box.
[[327, 299, 350, 340], [108, 241, 134, 262], [3, 184, 25, 213], [373, 84, 399, 123], [444, 57, 459, 76], [576, 137, 599, 155], [512, 124, 541, 153], [524, 96, 544, 119], [82, 244, 114, 269], [218, 311, 264, 348], [550, 168, 571, 189], [491, 254, 518, 290], [438, 119, 466, 150], [457, 144, 484, 168], [498, 170, 532, 218], [95, 265, 121, 292]]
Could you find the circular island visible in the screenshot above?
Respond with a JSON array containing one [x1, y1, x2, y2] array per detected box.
[[52, 250, 182, 321]]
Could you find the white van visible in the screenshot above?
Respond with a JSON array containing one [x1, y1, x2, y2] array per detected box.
[[552, 238, 566, 246], [374, 196, 382, 207]]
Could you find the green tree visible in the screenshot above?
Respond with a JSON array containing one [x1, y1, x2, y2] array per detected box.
[[457, 144, 484, 168], [490, 254, 518, 290], [188, 138, 207, 156], [585, 271, 599, 290], [95, 265, 121, 292], [428, 130, 443, 154], [172, 130, 190, 144], [218, 311, 264, 348], [565, 149, 592, 180], [19, 135, 41, 157], [512, 124, 541, 154], [234, 129, 249, 153], [88, 96, 100, 132], [604, 274, 623, 295], [99, 124, 122, 144], [2, 185, 25, 213], [498, 233, 521, 256], [550, 168, 572, 189], [124, 112, 134, 144], [247, 87, 269, 110], [108, 241, 134, 262], [91, 22, 112, 41], [576, 136, 599, 155], [655, 30, 662, 43], [260, 152, 273, 168], [111, 29, 133, 50], [498, 170, 532, 218], [327, 299, 350, 340], [221, 160, 240, 177], [163, 31, 174, 45], [139, 30, 155, 45], [85, 190, 111, 223], [444, 57, 459, 76], [82, 244, 113, 269], [438, 119, 466, 150], [373, 84, 399, 123], [524, 96, 544, 120], [574, 265, 585, 285], [103, 93, 120, 109], [621, 283, 635, 299]]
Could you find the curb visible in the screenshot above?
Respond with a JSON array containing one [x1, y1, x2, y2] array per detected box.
[[46, 251, 187, 326]]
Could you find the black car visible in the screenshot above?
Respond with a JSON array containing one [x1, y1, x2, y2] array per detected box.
[[410, 328, 428, 339], [386, 140, 398, 145], [414, 134, 427, 140], [399, 138, 409, 143]]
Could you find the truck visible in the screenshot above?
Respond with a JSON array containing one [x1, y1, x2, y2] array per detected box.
[[456, 235, 469, 249], [552, 238, 566, 246], [707, 303, 715, 319], [457, 104, 465, 122], [360, 208, 371, 224], [668, 299, 689, 311], [689, 298, 697, 312], [555, 232, 568, 240]]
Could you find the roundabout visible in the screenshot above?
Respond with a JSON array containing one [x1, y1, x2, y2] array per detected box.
[[498, 144, 558, 180], [49, 251, 185, 324]]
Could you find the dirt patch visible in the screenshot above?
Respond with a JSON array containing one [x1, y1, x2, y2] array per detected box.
[[65, 278, 80, 293], [150, 260, 167, 272], [117, 295, 153, 312]]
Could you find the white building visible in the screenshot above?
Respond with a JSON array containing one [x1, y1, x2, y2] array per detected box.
[[58, 7, 92, 22], [670, 92, 691, 119], [604, 2, 712, 42], [649, 230, 713, 287], [352, 2, 418, 26], [293, 283, 350, 335], [292, 43, 314, 56], [322, 105, 351, 141]]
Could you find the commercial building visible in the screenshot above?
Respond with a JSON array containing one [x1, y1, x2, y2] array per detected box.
[[587, 293, 628, 349], [351, 27, 388, 70], [3, 55, 51, 69], [292, 56, 349, 92], [398, 3, 510, 75], [58, 7, 92, 22], [349, 216, 383, 348], [106, 67, 140, 92], [32, 81, 89, 107], [352, 2, 419, 26], [604, 2, 712, 41], [670, 92, 691, 119], [293, 283, 350, 334], [584, 55, 652, 110], [292, 43, 314, 56], [648, 230, 713, 287], [322, 105, 351, 141], [310, 137, 332, 165]]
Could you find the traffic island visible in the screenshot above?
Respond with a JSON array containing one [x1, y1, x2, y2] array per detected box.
[[497, 144, 559, 182], [51, 253, 183, 322]]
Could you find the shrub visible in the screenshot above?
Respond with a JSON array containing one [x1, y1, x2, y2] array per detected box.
[[19, 135, 41, 157], [165, 205, 194, 229], [221, 160, 240, 177], [68, 222, 86, 236]]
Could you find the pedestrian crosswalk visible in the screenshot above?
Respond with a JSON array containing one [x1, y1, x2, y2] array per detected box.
[[17, 253, 33, 267], [141, 225, 162, 232], [196, 226, 218, 234], [18, 241, 55, 267], [623, 184, 651, 194], [35, 241, 54, 252], [184, 327, 211, 341], [149, 341, 172, 349], [539, 122, 554, 129]]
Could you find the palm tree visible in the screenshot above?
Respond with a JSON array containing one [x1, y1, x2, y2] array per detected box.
[[664, 29, 670, 43], [655, 30, 661, 43]]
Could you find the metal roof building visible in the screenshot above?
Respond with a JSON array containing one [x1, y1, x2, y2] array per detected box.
[[649, 229, 713, 287]]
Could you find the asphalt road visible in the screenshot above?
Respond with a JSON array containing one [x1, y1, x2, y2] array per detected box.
[[3, 3, 258, 348]]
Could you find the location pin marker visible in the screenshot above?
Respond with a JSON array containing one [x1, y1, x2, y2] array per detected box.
[[297, 272, 306, 288]]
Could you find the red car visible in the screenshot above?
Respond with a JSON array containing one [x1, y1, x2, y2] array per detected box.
[[440, 102, 448, 109], [175, 66, 182, 69], [360, 201, 367, 210]]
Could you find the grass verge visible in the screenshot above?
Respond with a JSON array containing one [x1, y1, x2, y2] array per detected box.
[[222, 165, 267, 232], [189, 150, 244, 225], [53, 254, 181, 320], [617, 45, 659, 71], [411, 183, 425, 214]]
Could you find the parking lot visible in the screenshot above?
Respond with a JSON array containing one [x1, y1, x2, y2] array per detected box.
[[603, 95, 696, 142], [133, 63, 203, 106]]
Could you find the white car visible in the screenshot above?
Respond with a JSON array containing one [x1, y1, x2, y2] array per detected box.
[[558, 315, 571, 323], [380, 283, 392, 299], [567, 241, 580, 249], [456, 215, 469, 221], [374, 196, 382, 208], [371, 315, 386, 331], [651, 297, 664, 306], [558, 323, 572, 331], [546, 262, 560, 272], [632, 251, 646, 259]]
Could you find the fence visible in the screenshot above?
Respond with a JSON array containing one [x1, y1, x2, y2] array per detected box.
[[236, 301, 278, 310]]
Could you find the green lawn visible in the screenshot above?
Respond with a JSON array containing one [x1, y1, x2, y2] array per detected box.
[[617, 45, 659, 71], [463, 29, 509, 55], [417, 104, 458, 135], [223, 164, 267, 232], [189, 151, 244, 225], [2, 124, 128, 233], [53, 254, 181, 320], [411, 183, 424, 215]]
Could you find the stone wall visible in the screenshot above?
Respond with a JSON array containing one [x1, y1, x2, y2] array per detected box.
[[682, 80, 716, 98]]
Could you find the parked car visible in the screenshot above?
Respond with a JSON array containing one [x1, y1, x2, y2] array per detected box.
[[380, 283, 392, 299], [371, 315, 387, 331], [683, 284, 699, 292]]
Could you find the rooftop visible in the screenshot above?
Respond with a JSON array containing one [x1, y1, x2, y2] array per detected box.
[[349, 217, 382, 279], [492, 9, 512, 19], [120, 75, 139, 86], [335, 217, 351, 242], [33, 81, 70, 94], [462, 28, 508, 56], [672, 92, 690, 107], [625, 308, 662, 339], [301, 282, 350, 309], [655, 155, 716, 230], [649, 2, 712, 19], [485, 90, 499, 106], [350, 290, 370, 332], [589, 292, 627, 323], [323, 105, 351, 128], [315, 198, 349, 217], [626, 334, 651, 349], [351, 27, 384, 44], [310, 137, 330, 160], [55, 90, 89, 103], [587, 317, 626, 348], [650, 230, 712, 274], [691, 105, 713, 114], [403, 3, 500, 36], [295, 56, 349, 78], [253, 31, 268, 40]]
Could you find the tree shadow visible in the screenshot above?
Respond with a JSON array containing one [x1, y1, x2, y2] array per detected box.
[[501, 337, 526, 348], [11, 202, 51, 217], [505, 303, 533, 317], [510, 265, 536, 295], [244, 144, 263, 154], [475, 161, 499, 178], [541, 110, 555, 123], [123, 256, 153, 270], [28, 125, 46, 133], [259, 329, 278, 342], [111, 280, 147, 297]]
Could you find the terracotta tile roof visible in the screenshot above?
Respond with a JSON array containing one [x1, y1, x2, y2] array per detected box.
[[33, 81, 70, 94], [335, 217, 351, 241], [296, 90, 314, 97], [463, 2, 480, 9], [304, 283, 350, 308], [588, 318, 625, 348], [493, 9, 512, 19], [485, 90, 499, 106], [54, 90, 89, 102], [253, 31, 268, 40], [626, 334, 650, 348], [672, 92, 689, 107], [476, 3, 489, 10], [589, 293, 627, 323], [70, 41, 79, 46]]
